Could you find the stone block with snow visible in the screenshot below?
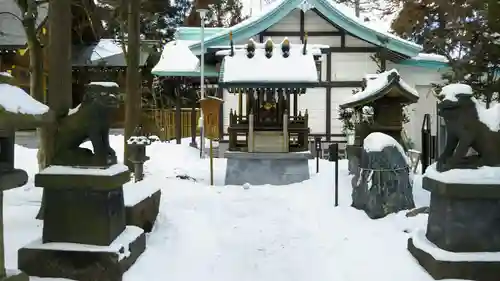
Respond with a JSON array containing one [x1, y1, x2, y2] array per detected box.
[[351, 132, 415, 219]]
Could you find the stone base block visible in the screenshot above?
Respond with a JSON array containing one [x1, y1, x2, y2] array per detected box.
[[0, 270, 29, 281], [124, 185, 161, 232], [18, 226, 145, 281], [224, 151, 312, 186], [423, 176, 500, 252], [35, 165, 130, 246], [408, 229, 500, 281]]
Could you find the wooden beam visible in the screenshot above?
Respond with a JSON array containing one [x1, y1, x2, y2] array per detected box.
[[319, 81, 363, 88], [262, 31, 342, 37], [325, 53, 332, 141], [300, 11, 305, 42], [327, 47, 379, 53]]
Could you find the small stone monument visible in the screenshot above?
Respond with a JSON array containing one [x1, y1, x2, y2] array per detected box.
[[18, 82, 146, 281], [351, 132, 415, 219], [0, 72, 53, 281], [407, 83, 500, 281]]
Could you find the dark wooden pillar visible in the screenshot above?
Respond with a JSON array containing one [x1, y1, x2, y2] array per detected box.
[[175, 87, 182, 144], [190, 100, 197, 147], [293, 90, 298, 116], [218, 87, 224, 139], [48, 0, 72, 114], [326, 52, 332, 141]]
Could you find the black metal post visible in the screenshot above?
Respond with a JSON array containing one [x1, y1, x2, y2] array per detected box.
[[328, 143, 339, 207], [421, 114, 431, 173], [315, 137, 321, 173]]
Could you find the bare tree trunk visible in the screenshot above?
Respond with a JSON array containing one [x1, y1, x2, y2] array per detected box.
[[124, 0, 141, 169], [36, 0, 72, 219]]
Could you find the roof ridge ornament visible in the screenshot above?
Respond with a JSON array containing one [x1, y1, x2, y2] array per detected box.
[[246, 39, 256, 58], [299, 0, 314, 13], [265, 38, 273, 59], [229, 31, 235, 57], [281, 38, 290, 58]]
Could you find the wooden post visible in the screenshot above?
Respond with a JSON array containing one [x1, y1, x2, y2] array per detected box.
[[209, 139, 214, 185], [248, 112, 254, 152], [283, 110, 288, 152], [238, 90, 243, 121], [0, 191, 4, 277], [124, 0, 141, 168], [175, 87, 182, 144], [190, 101, 197, 147]]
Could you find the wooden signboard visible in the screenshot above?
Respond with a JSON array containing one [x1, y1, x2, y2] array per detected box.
[[199, 96, 224, 140]]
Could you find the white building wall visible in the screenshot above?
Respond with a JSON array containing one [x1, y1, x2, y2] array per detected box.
[[265, 9, 301, 31], [304, 10, 338, 32]]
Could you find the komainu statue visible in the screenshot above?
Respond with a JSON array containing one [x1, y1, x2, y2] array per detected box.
[[435, 84, 500, 172], [51, 91, 119, 167]]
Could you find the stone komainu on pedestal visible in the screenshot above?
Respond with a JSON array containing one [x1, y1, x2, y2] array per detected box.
[[435, 93, 500, 172], [52, 90, 119, 167], [408, 84, 500, 281]]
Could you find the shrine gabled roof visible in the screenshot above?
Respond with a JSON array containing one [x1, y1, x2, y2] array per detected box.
[[218, 39, 320, 88], [0, 0, 48, 48], [339, 69, 419, 109], [187, 0, 422, 57]]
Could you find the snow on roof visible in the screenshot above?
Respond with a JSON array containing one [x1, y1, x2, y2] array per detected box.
[[412, 53, 448, 63], [89, 81, 119, 88], [220, 40, 318, 84], [152, 41, 200, 76], [0, 84, 49, 115], [440, 83, 473, 102], [340, 69, 418, 108]]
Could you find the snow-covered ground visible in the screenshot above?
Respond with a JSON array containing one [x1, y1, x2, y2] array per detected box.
[[5, 135, 441, 281]]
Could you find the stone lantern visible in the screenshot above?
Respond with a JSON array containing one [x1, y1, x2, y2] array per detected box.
[[0, 72, 53, 281]]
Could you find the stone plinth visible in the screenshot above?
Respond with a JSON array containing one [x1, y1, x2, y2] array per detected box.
[[19, 164, 146, 281], [34, 165, 130, 246], [18, 226, 145, 281], [408, 229, 500, 281], [224, 151, 312, 186], [124, 184, 161, 233], [423, 176, 500, 252], [408, 168, 500, 281], [0, 270, 29, 281]]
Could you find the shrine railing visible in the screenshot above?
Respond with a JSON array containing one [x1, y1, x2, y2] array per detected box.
[[227, 111, 309, 152]]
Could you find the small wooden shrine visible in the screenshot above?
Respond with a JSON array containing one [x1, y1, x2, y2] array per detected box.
[[219, 33, 322, 186], [219, 34, 321, 154], [339, 69, 419, 148]]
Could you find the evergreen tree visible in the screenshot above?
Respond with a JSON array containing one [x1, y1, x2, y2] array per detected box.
[[389, 0, 500, 106]]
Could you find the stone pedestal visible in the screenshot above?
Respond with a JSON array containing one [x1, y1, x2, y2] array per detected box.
[[18, 164, 146, 281], [224, 151, 312, 186], [0, 270, 28, 281], [124, 184, 161, 233], [408, 175, 500, 280]]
